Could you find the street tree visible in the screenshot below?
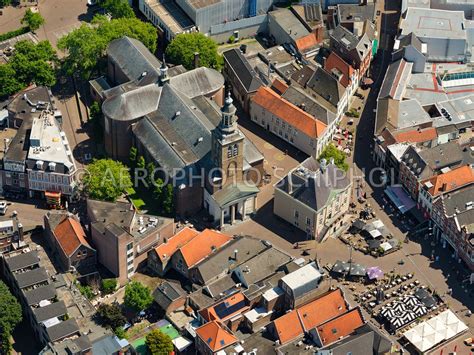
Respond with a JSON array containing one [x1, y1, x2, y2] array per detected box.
[[0, 65, 23, 99], [124, 281, 153, 312], [0, 281, 22, 354], [59, 16, 156, 78], [0, 0, 11, 7], [101, 0, 134, 18], [83, 159, 132, 201], [97, 303, 126, 329], [21, 9, 45, 31], [318, 143, 349, 171], [145, 329, 173, 355], [165, 33, 222, 70], [101, 279, 117, 294]]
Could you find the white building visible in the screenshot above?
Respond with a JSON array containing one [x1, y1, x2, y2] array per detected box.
[[250, 86, 329, 157], [399, 8, 468, 62], [26, 112, 76, 200]]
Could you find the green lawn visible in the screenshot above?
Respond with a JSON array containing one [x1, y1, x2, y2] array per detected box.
[[159, 324, 179, 340], [132, 337, 147, 355], [126, 186, 158, 214]]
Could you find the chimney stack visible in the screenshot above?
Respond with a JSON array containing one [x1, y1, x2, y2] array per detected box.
[[17, 223, 23, 242], [234, 249, 238, 261], [194, 52, 200, 68]]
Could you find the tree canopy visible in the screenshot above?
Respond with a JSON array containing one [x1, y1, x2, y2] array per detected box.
[[21, 9, 45, 31], [0, 281, 22, 354], [165, 32, 222, 70], [58, 15, 157, 77], [124, 281, 153, 312], [100, 0, 134, 19], [0, 40, 56, 99], [145, 329, 174, 355], [97, 303, 126, 330], [0, 0, 11, 7], [83, 159, 132, 201], [318, 143, 349, 171]]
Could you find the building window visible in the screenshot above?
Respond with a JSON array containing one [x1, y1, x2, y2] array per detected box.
[[127, 259, 133, 266], [306, 217, 311, 225], [233, 144, 238, 157], [294, 210, 299, 218], [126, 243, 133, 251], [227, 146, 233, 158]]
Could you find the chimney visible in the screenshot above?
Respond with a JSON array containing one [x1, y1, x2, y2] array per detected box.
[[234, 249, 238, 261], [3, 138, 9, 152], [442, 183, 448, 191], [17, 223, 23, 242], [194, 52, 200, 68], [301, 103, 306, 111]]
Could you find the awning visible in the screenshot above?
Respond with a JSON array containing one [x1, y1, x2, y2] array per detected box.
[[380, 242, 393, 252], [369, 229, 382, 239], [366, 266, 384, 280], [384, 185, 416, 214]]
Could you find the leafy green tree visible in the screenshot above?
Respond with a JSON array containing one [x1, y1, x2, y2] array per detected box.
[[129, 147, 137, 165], [124, 281, 153, 312], [318, 143, 349, 171], [145, 329, 173, 355], [0, 65, 23, 99], [101, 0, 134, 18], [21, 9, 45, 31], [0, 0, 12, 7], [0, 321, 13, 355], [101, 279, 117, 294], [114, 326, 127, 340], [136, 156, 145, 170], [146, 162, 156, 185], [83, 159, 132, 201], [153, 178, 164, 201], [59, 16, 157, 78], [97, 303, 126, 329], [77, 284, 94, 299], [162, 184, 174, 215], [0, 281, 22, 334], [165, 33, 222, 70], [9, 40, 57, 87]]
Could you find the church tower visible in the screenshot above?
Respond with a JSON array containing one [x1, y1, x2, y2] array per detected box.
[[212, 92, 245, 186], [159, 56, 169, 86]]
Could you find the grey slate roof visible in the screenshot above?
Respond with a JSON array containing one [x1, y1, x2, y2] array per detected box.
[[276, 157, 351, 212], [46, 318, 80, 342], [34, 301, 67, 322], [401, 142, 464, 179], [233, 248, 292, 286], [330, 25, 371, 63], [24, 284, 57, 306], [442, 183, 474, 217], [15, 267, 49, 289], [169, 67, 224, 99], [193, 236, 268, 284], [92, 335, 124, 355], [223, 49, 263, 93], [324, 323, 392, 355], [107, 37, 161, 83], [282, 85, 337, 125], [6, 250, 39, 272], [213, 183, 259, 208], [153, 281, 185, 310], [87, 199, 135, 233], [307, 67, 345, 109]]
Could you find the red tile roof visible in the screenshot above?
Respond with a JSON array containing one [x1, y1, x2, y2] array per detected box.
[[200, 292, 248, 322], [422, 165, 474, 197], [154, 227, 199, 261], [271, 78, 289, 95], [324, 52, 355, 88], [295, 33, 320, 52], [297, 288, 348, 331], [393, 127, 438, 144], [179, 229, 232, 268], [54, 217, 91, 257], [253, 86, 327, 138], [316, 308, 364, 346], [272, 310, 305, 344], [196, 321, 238, 352]]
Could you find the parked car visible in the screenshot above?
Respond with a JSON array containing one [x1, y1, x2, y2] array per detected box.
[[0, 201, 8, 215]]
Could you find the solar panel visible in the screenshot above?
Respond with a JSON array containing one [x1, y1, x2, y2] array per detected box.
[[214, 299, 246, 320]]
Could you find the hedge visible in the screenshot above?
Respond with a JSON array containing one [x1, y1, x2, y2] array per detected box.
[[0, 27, 29, 42]]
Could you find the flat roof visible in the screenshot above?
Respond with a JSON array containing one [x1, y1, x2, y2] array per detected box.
[[144, 0, 194, 33], [269, 8, 310, 41], [28, 112, 75, 169], [400, 8, 466, 39], [280, 262, 322, 290], [187, 0, 220, 10]]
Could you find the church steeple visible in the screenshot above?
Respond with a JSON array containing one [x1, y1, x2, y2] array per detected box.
[[219, 92, 237, 135], [159, 55, 169, 86]]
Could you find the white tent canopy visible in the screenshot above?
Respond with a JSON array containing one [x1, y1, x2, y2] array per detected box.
[[403, 310, 468, 353]]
